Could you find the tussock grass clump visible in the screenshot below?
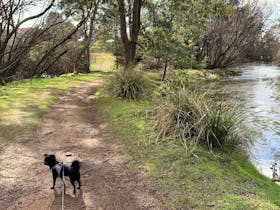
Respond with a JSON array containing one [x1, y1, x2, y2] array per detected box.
[[200, 102, 250, 150], [109, 68, 149, 100], [150, 81, 250, 152], [151, 85, 203, 140]]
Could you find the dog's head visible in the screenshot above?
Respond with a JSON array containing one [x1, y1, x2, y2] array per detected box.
[[44, 154, 57, 168]]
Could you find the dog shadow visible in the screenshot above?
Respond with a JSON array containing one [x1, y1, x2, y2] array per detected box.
[[51, 189, 86, 210]]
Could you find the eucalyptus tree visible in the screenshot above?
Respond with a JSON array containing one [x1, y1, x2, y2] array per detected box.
[[117, 0, 143, 67], [141, 0, 209, 80], [142, 0, 264, 72], [60, 0, 103, 73]]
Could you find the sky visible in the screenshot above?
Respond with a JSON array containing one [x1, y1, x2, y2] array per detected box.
[[20, 1, 57, 28], [245, 0, 280, 27]]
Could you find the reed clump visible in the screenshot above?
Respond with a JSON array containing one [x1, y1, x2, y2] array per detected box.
[[150, 80, 250, 152]]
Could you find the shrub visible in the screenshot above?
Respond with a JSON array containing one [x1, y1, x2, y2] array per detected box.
[[150, 85, 203, 140], [199, 102, 250, 150], [150, 81, 250, 152], [108, 68, 149, 100]]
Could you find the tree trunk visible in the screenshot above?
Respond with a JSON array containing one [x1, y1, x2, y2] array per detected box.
[[118, 0, 142, 67], [75, 0, 101, 73], [86, 45, 90, 72], [161, 59, 168, 81]]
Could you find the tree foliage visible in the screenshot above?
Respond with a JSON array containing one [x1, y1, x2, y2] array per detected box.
[[141, 0, 209, 78], [60, 0, 103, 73], [139, 0, 266, 70], [0, 0, 276, 85]]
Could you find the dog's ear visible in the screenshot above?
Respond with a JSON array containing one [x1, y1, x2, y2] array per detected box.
[[50, 155, 56, 160]]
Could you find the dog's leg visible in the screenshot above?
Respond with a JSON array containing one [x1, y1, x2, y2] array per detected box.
[[71, 180, 76, 194], [51, 173, 57, 189], [77, 179, 81, 190]]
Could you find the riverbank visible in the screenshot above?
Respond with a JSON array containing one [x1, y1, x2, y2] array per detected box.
[[96, 83, 280, 209], [145, 67, 245, 84], [1, 65, 280, 209]]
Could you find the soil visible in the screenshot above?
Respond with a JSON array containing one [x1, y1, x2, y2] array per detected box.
[[0, 79, 160, 210], [95, 61, 113, 72]]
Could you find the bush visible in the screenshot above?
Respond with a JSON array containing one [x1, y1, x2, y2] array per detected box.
[[108, 68, 149, 100], [199, 102, 250, 150], [150, 85, 203, 140], [150, 81, 250, 152]]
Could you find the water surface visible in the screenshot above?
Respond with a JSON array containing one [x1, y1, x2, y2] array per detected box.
[[213, 64, 280, 177]]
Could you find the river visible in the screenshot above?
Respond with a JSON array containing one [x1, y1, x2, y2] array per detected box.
[[213, 64, 280, 177]]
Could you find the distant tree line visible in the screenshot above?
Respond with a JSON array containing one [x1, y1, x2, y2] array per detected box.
[[102, 0, 280, 78], [0, 0, 279, 84]]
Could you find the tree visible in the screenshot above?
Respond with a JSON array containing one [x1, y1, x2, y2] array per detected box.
[[60, 0, 102, 73], [29, 10, 90, 77], [0, 0, 55, 84], [117, 0, 143, 67], [31, 12, 79, 76], [199, 1, 264, 68], [141, 0, 208, 80], [0, 0, 90, 84]]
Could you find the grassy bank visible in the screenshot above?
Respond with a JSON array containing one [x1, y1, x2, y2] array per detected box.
[[0, 72, 110, 148], [146, 69, 221, 84], [96, 88, 280, 209]]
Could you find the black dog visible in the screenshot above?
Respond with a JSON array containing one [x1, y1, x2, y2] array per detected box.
[[44, 154, 81, 194]]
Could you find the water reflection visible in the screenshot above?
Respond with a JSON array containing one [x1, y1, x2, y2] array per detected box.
[[213, 64, 280, 177]]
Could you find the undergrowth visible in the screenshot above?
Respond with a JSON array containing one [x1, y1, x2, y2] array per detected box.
[[108, 68, 151, 100], [96, 88, 280, 209], [150, 79, 250, 152]]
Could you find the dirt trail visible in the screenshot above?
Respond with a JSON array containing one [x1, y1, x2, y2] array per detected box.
[[95, 61, 113, 72], [0, 79, 160, 210]]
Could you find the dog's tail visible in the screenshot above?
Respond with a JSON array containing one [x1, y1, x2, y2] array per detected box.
[[71, 160, 80, 171]]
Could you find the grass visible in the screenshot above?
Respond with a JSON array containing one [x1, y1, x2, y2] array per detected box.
[[0, 72, 111, 148], [96, 88, 280, 209], [90, 52, 115, 71], [1, 64, 279, 209], [145, 69, 221, 85], [150, 83, 250, 150], [108, 68, 152, 100]]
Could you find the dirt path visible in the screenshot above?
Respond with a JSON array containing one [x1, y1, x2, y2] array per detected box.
[[0, 79, 160, 210], [95, 61, 113, 72]]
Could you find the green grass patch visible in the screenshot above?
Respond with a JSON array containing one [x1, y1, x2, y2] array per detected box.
[[0, 72, 110, 148], [96, 88, 280, 210]]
